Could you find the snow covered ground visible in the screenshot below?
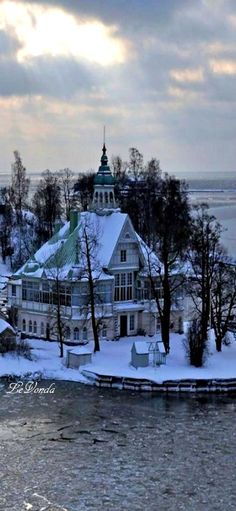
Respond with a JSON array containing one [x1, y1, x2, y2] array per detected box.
[[1, 333, 236, 385]]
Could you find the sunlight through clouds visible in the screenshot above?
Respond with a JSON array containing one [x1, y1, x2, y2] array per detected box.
[[0, 1, 126, 66]]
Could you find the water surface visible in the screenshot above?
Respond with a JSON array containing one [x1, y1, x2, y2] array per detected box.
[[1, 381, 236, 510]]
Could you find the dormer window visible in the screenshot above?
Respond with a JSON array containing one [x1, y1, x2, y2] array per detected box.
[[120, 250, 127, 262]]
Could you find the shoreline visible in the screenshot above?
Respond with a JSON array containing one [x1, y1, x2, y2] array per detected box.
[[1, 372, 236, 394]]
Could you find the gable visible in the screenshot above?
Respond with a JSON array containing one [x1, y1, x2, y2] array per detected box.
[[109, 216, 145, 270]]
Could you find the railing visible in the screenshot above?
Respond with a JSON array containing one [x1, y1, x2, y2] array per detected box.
[[9, 297, 71, 317], [71, 304, 113, 320]]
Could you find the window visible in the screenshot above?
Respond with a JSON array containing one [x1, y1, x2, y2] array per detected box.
[[22, 319, 26, 332], [74, 327, 79, 341], [129, 315, 135, 331], [12, 285, 16, 297], [155, 286, 164, 300], [102, 324, 107, 338], [42, 282, 50, 304], [72, 284, 88, 306], [33, 321, 37, 334], [114, 273, 133, 301], [95, 283, 112, 304], [52, 284, 71, 307], [41, 322, 45, 336], [65, 326, 71, 340], [29, 320, 32, 333], [120, 250, 127, 262], [136, 280, 150, 301], [22, 281, 40, 302], [110, 191, 114, 203], [82, 327, 87, 341], [105, 191, 108, 203]]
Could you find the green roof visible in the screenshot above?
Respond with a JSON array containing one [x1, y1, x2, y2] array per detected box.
[[94, 144, 115, 186]]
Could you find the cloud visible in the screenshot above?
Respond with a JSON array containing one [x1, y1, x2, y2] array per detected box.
[[170, 68, 204, 83], [0, 56, 98, 98], [0, 0, 236, 176], [0, 1, 127, 66], [209, 59, 236, 75]]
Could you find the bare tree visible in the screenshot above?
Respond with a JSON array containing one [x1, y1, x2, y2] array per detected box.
[[0, 187, 13, 263], [58, 168, 75, 220], [187, 204, 223, 345], [79, 216, 109, 352], [32, 169, 62, 242], [10, 150, 30, 225], [146, 175, 191, 353], [74, 172, 95, 211], [211, 260, 236, 352], [45, 249, 71, 358]]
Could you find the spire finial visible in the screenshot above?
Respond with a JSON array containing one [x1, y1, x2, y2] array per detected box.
[[103, 125, 106, 146]]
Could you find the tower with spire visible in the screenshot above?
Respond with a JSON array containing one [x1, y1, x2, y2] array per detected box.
[[92, 143, 117, 212]]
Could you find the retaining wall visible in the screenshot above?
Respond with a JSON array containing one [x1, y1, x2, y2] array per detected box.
[[81, 371, 236, 393]]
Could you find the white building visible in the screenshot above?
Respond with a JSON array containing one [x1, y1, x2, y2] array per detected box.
[[7, 145, 183, 343]]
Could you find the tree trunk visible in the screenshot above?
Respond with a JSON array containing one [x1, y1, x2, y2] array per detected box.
[[161, 316, 170, 354], [215, 335, 222, 352], [59, 338, 64, 358], [84, 227, 100, 353], [162, 260, 171, 353]]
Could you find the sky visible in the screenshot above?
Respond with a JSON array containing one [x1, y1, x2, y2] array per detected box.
[[0, 0, 236, 178]]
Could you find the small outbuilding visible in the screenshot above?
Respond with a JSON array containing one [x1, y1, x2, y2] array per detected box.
[[66, 346, 93, 369], [155, 341, 166, 365], [131, 341, 149, 369]]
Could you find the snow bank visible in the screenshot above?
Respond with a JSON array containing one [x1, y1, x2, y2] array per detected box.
[[0, 334, 236, 387]]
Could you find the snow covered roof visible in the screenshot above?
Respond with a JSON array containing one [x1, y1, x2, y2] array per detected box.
[[157, 341, 166, 354], [14, 210, 128, 281], [13, 208, 162, 283], [0, 318, 15, 334], [67, 346, 93, 356], [132, 341, 149, 354]]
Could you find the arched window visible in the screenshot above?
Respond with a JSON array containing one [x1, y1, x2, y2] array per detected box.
[[99, 192, 103, 204], [41, 322, 45, 336], [29, 320, 32, 333], [110, 191, 114, 203], [82, 327, 87, 341], [102, 324, 107, 338], [22, 319, 26, 332], [33, 321, 37, 334], [95, 192, 98, 203], [105, 191, 108, 203], [66, 326, 71, 340], [74, 327, 79, 341]]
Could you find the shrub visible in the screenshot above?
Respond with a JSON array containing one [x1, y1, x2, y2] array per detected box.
[[0, 336, 31, 359], [183, 319, 207, 367], [223, 331, 233, 346], [137, 328, 146, 336], [0, 335, 17, 355], [16, 339, 32, 360]]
